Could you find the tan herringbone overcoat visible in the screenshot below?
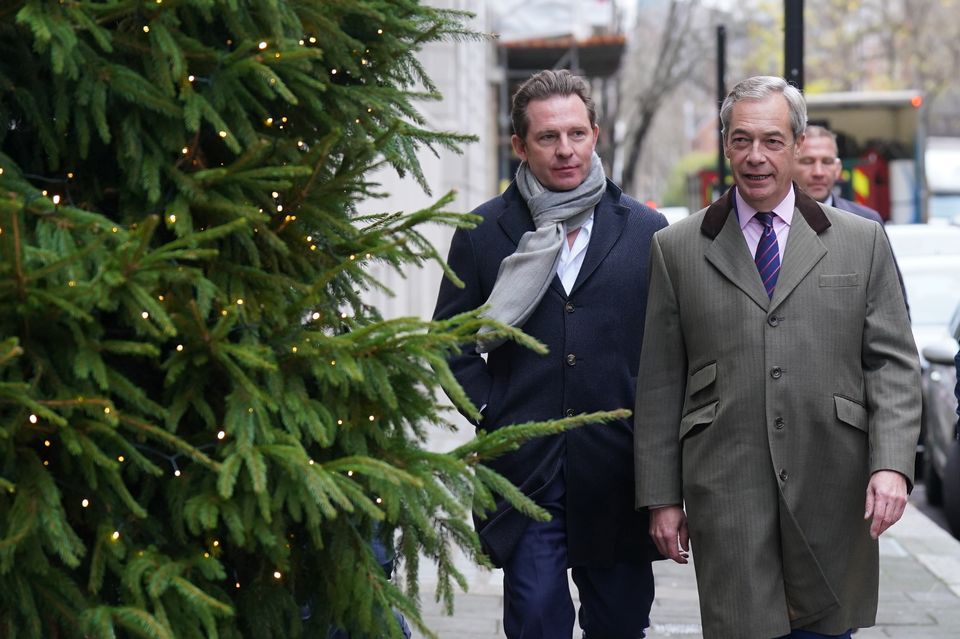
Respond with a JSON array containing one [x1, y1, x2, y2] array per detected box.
[[634, 187, 921, 638]]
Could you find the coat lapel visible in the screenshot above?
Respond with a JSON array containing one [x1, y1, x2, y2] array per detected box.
[[702, 185, 831, 312], [702, 189, 771, 310], [569, 182, 627, 296], [495, 183, 535, 246]]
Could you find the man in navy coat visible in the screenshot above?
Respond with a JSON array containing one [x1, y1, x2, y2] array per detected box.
[[433, 69, 665, 639]]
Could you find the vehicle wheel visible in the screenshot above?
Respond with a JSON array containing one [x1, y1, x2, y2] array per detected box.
[[943, 441, 960, 539], [925, 449, 944, 506]]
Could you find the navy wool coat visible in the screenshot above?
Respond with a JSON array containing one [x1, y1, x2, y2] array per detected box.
[[433, 179, 666, 567]]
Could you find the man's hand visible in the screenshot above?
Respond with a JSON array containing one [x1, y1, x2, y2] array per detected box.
[[649, 505, 690, 564], [864, 470, 908, 539]]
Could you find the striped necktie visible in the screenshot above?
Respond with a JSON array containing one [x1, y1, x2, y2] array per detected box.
[[754, 212, 780, 298]]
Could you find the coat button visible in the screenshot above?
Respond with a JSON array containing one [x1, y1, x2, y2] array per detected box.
[[566, 353, 577, 366], [565, 302, 575, 313], [768, 315, 780, 327], [775, 417, 785, 430], [565, 408, 575, 417], [779, 469, 788, 481], [770, 366, 782, 379]]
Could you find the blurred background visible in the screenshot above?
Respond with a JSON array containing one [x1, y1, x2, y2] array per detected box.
[[360, 0, 960, 540]]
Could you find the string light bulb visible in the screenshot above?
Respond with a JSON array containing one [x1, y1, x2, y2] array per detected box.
[[168, 214, 176, 223], [258, 41, 268, 50], [112, 531, 121, 541], [52, 194, 61, 205], [143, 25, 150, 33], [311, 312, 320, 320], [217, 430, 226, 440], [141, 311, 149, 319], [176, 344, 184, 352], [28, 414, 38, 424], [82, 498, 90, 508], [273, 571, 282, 580]]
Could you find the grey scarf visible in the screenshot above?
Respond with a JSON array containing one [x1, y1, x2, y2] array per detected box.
[[476, 152, 606, 352]]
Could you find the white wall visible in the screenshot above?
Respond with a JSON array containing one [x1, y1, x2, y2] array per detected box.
[[359, 0, 499, 322]]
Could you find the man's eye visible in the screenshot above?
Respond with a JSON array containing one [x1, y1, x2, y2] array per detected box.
[[799, 158, 815, 165], [765, 139, 785, 150]]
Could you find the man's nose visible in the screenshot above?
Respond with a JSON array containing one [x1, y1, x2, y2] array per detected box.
[[746, 140, 766, 163], [555, 135, 573, 156]]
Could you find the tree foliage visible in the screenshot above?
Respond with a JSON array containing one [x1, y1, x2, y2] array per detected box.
[[0, 2, 622, 637]]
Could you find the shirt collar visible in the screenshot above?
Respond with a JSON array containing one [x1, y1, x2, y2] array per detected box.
[[735, 185, 796, 231]]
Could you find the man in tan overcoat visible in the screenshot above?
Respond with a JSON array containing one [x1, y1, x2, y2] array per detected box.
[[633, 76, 921, 639]]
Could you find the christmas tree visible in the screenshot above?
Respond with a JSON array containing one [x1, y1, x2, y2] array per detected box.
[[0, 1, 626, 637]]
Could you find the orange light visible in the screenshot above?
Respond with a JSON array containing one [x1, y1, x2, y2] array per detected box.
[[645, 200, 658, 208], [911, 95, 923, 108]]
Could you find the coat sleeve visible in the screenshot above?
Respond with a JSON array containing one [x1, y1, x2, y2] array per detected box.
[[634, 232, 688, 508], [861, 224, 922, 487], [432, 226, 494, 426]]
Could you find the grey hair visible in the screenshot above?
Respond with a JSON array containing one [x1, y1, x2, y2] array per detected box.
[[511, 69, 596, 141], [803, 124, 837, 144], [720, 76, 807, 142]]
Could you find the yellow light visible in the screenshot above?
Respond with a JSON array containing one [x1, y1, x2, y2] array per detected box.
[[309, 36, 317, 43], [82, 498, 90, 508], [281, 116, 288, 123], [291, 346, 298, 353], [158, 295, 165, 301], [143, 25, 150, 33], [299, 39, 304, 45], [361, 59, 368, 65], [218, 130, 227, 138], [176, 344, 184, 352], [112, 227, 118, 233], [104, 407, 111, 414], [310, 245, 317, 251], [377, 29, 383, 34], [217, 430, 226, 440], [306, 235, 312, 241], [29, 414, 38, 424], [118, 455, 124, 462], [182, 147, 189, 154], [368, 415, 375, 422], [174, 469, 181, 477], [331, 69, 337, 75], [52, 194, 61, 205], [66, 172, 74, 178], [330, 360, 336, 366], [213, 540, 220, 547], [204, 552, 210, 558], [337, 419, 343, 425], [273, 571, 282, 579], [375, 497, 383, 504], [349, 254, 356, 260], [311, 312, 320, 320], [236, 298, 244, 305], [264, 117, 274, 127], [277, 205, 284, 212], [235, 582, 241, 589], [271, 191, 279, 198], [308, 459, 315, 465], [141, 311, 149, 319], [274, 52, 281, 59], [259, 41, 268, 50], [0, 168, 4, 175], [111, 531, 121, 541], [340, 312, 348, 319], [168, 214, 176, 223], [44, 440, 51, 447], [347, 470, 354, 477], [42, 190, 48, 196], [43, 460, 49, 466], [221, 310, 228, 316], [188, 75, 195, 82]]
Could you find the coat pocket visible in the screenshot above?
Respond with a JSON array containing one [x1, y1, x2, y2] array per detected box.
[[834, 394, 868, 432], [819, 273, 860, 287], [688, 361, 717, 396], [679, 400, 719, 440]]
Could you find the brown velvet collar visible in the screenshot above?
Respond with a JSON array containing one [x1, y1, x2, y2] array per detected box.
[[700, 183, 831, 239]]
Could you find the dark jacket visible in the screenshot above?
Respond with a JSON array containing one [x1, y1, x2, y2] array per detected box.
[[433, 179, 666, 567]]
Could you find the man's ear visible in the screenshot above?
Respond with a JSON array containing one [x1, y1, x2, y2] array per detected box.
[[511, 134, 527, 161], [794, 133, 806, 157]]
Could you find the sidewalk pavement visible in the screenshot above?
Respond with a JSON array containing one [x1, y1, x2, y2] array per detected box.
[[416, 424, 960, 638]]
